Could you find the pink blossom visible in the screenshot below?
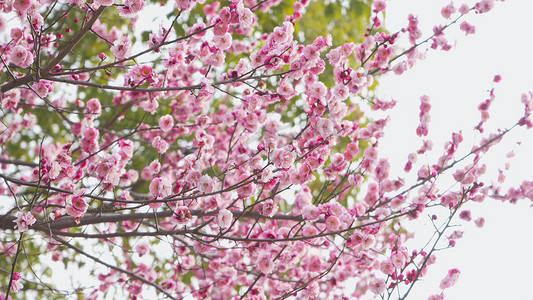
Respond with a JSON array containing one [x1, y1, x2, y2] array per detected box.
[[475, 0, 494, 13], [197, 174, 214, 193], [474, 217, 485, 228], [316, 118, 335, 137], [9, 45, 34, 68], [96, 0, 114, 6], [325, 215, 340, 231], [149, 177, 172, 198], [332, 84, 349, 100], [11, 272, 23, 293], [110, 39, 131, 60], [135, 241, 150, 257], [380, 260, 394, 275], [459, 21, 476, 35], [31, 80, 53, 97], [86, 98, 102, 115], [13, 0, 31, 12], [302, 204, 320, 221], [0, 16, 7, 33], [14, 212, 36, 232], [441, 2, 456, 19], [272, 147, 295, 169], [159, 114, 174, 132], [173, 206, 192, 224], [66, 195, 88, 219], [373, 0, 386, 13], [120, 0, 144, 14], [256, 252, 274, 274], [390, 252, 407, 268], [368, 277, 386, 294], [213, 33, 232, 50], [309, 81, 327, 98], [459, 3, 470, 14], [439, 268, 460, 289], [217, 209, 233, 229]]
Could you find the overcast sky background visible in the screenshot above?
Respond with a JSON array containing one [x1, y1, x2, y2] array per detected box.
[[378, 1, 533, 299]]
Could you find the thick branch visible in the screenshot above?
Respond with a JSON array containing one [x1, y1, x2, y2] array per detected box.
[[0, 209, 313, 231]]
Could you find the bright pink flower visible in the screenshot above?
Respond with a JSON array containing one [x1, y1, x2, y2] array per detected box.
[[474, 217, 485, 228], [475, 0, 494, 13], [96, 0, 114, 6], [309, 81, 327, 99], [110, 39, 131, 59], [217, 209, 233, 229], [159, 114, 174, 132], [439, 268, 460, 289], [14, 212, 36, 232], [0, 16, 6, 33], [380, 260, 394, 275], [390, 252, 407, 268], [149, 177, 172, 198], [459, 3, 470, 14], [86, 98, 102, 115], [66, 195, 88, 219], [9, 45, 33, 68], [213, 33, 232, 50], [373, 0, 386, 12], [197, 174, 214, 193], [325, 215, 340, 231], [460, 21, 476, 35], [13, 0, 31, 11], [135, 241, 150, 257], [368, 277, 386, 294], [302, 204, 320, 221], [11, 272, 23, 292], [441, 2, 456, 19], [121, 0, 144, 14], [256, 252, 274, 274], [316, 118, 335, 137], [332, 84, 349, 100]]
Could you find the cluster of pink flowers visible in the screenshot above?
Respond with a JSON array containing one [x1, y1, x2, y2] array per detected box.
[[0, 0, 525, 299]]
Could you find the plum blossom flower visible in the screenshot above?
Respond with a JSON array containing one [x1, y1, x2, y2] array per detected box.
[[14, 212, 36, 232], [11, 272, 23, 293], [119, 0, 144, 14], [96, 0, 114, 6], [373, 0, 386, 13], [197, 174, 214, 193], [159, 114, 174, 132], [13, 0, 31, 12], [31, 80, 53, 97], [309, 81, 327, 98], [213, 33, 232, 50], [368, 277, 386, 294], [86, 98, 102, 115], [149, 176, 172, 198], [316, 118, 335, 137], [460, 21, 476, 35], [135, 241, 150, 257], [256, 252, 275, 274], [66, 195, 88, 219], [110, 39, 131, 60], [217, 209, 233, 229], [9, 45, 33, 68], [441, 2, 456, 19], [439, 268, 460, 289]]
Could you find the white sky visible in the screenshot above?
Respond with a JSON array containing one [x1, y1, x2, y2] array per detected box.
[[378, 1, 533, 299]]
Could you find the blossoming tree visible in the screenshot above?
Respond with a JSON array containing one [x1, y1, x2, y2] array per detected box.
[[0, 0, 531, 299]]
